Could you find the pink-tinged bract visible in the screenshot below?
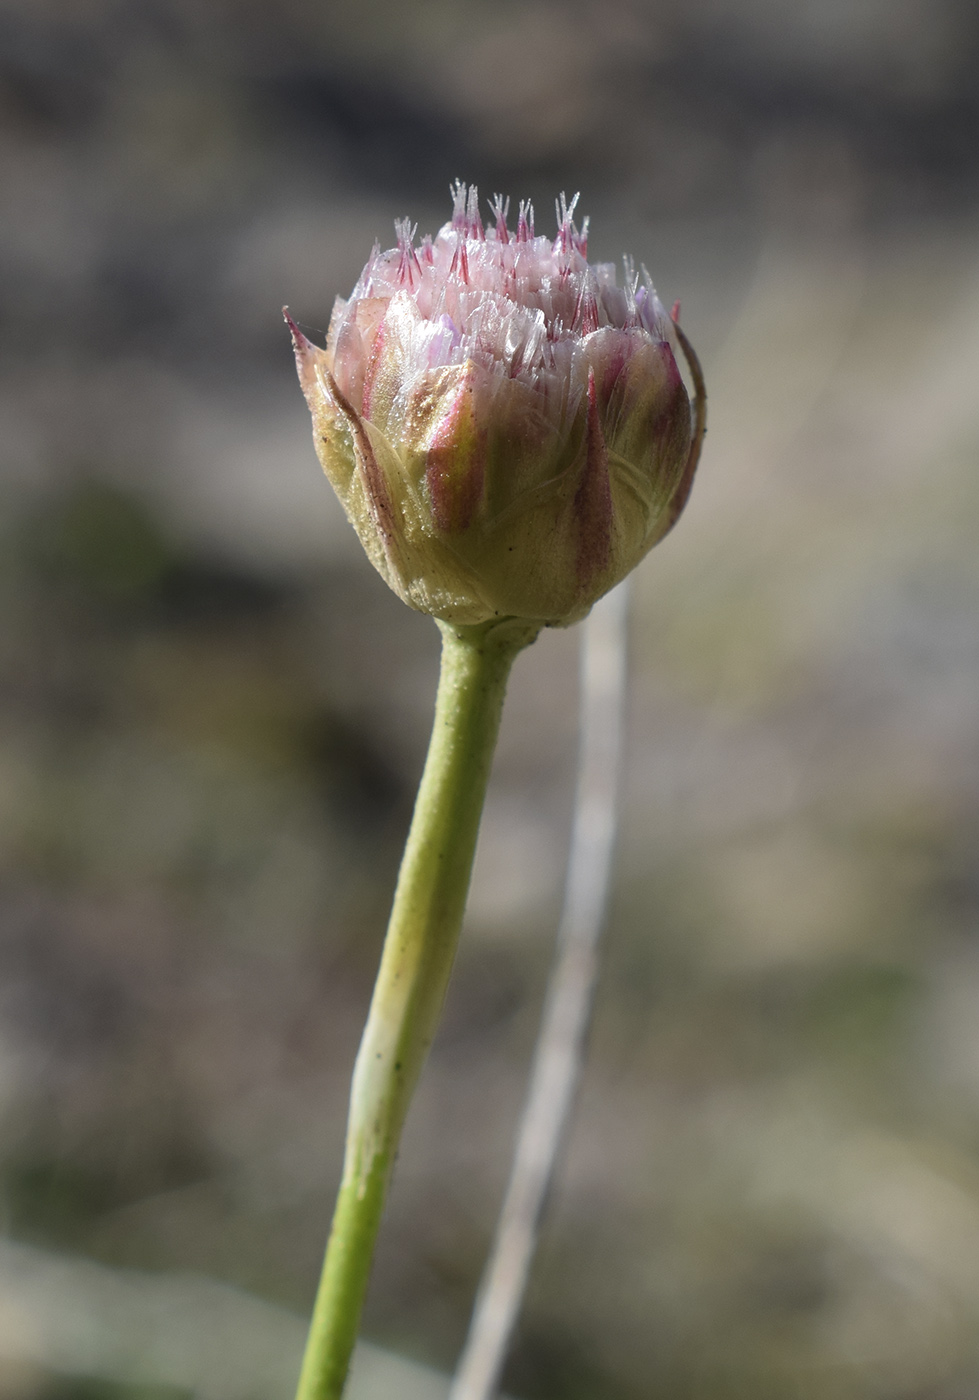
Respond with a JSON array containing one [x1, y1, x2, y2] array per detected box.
[[288, 183, 701, 627]]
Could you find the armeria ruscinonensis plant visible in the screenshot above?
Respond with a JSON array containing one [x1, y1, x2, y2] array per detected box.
[[286, 182, 705, 1400]]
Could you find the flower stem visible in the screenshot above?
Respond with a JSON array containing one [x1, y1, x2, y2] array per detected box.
[[449, 582, 629, 1400], [295, 615, 541, 1400]]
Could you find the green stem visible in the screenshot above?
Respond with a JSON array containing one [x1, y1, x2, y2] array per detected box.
[[295, 614, 540, 1400]]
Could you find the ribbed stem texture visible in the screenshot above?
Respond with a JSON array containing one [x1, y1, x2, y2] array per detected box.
[[450, 583, 629, 1400], [295, 616, 539, 1400]]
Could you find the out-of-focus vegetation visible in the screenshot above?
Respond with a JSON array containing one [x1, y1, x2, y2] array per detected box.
[[2, 1, 979, 1397]]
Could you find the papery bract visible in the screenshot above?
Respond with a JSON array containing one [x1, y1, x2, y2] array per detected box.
[[287, 184, 703, 627]]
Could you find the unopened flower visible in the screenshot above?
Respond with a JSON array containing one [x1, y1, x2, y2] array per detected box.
[[287, 183, 704, 627]]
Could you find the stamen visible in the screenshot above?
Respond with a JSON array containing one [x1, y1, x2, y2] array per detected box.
[[516, 200, 534, 242], [490, 193, 510, 244], [554, 191, 581, 253], [395, 219, 420, 287], [449, 232, 470, 285], [450, 179, 468, 232], [574, 214, 589, 258], [573, 273, 600, 335], [466, 185, 484, 240]]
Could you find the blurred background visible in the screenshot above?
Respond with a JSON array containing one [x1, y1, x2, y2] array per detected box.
[[2, 1, 979, 1397]]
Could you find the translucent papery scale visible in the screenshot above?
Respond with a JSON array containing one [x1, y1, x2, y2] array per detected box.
[[362, 229, 668, 330], [329, 216, 679, 436]]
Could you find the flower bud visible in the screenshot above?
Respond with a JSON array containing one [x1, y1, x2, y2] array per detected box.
[[287, 185, 704, 627]]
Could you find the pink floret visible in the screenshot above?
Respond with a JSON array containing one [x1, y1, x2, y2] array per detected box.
[[330, 182, 676, 415]]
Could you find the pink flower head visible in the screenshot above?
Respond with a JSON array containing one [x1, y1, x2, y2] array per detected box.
[[287, 183, 705, 626]]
